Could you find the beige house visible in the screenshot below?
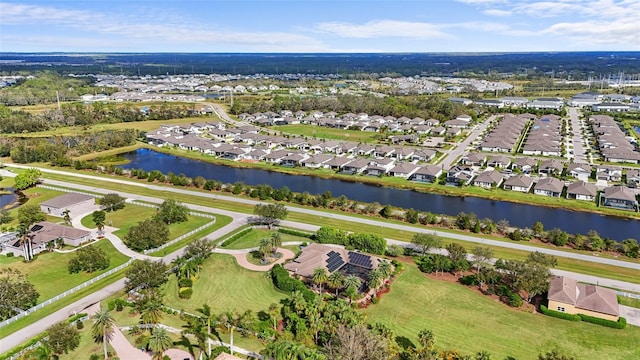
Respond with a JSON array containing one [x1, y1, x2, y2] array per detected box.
[[547, 276, 619, 321], [2, 222, 92, 257]]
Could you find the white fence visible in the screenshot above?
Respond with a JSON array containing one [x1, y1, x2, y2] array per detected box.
[[617, 291, 640, 300], [143, 219, 216, 255], [0, 260, 133, 329]]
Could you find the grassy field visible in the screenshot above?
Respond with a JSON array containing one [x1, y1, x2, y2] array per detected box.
[[222, 228, 309, 250], [163, 254, 286, 315], [269, 124, 380, 143], [0, 240, 129, 302], [27, 170, 640, 284], [365, 263, 640, 360]]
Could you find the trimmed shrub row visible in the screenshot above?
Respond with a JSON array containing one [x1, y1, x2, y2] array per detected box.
[[221, 227, 253, 247], [540, 305, 584, 322], [278, 228, 313, 239], [578, 314, 627, 329]]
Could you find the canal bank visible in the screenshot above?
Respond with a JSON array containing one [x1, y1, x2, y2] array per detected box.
[[118, 148, 639, 241]]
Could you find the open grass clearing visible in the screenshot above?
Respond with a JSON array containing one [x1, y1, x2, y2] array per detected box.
[[222, 228, 309, 250], [0, 240, 129, 302], [365, 263, 640, 360], [0, 268, 126, 339], [29, 170, 640, 283], [163, 254, 285, 316], [147, 215, 231, 257], [268, 124, 380, 143]]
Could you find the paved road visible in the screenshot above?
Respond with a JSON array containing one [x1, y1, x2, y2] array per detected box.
[[567, 107, 590, 164], [439, 115, 496, 169]]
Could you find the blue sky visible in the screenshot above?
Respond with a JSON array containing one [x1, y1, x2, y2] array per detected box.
[[1, 0, 639, 52]]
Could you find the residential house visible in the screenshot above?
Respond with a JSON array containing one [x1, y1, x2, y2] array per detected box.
[[365, 158, 396, 176], [511, 157, 538, 173], [566, 181, 597, 201], [473, 170, 504, 188], [534, 178, 565, 197], [447, 166, 475, 186], [487, 155, 512, 169], [1, 222, 91, 257], [567, 163, 592, 181], [411, 165, 443, 183], [547, 276, 619, 322], [325, 156, 353, 171], [40, 193, 95, 218], [539, 159, 565, 176], [599, 185, 638, 211], [341, 158, 370, 174], [301, 154, 333, 169], [390, 163, 420, 179], [503, 175, 534, 193], [461, 153, 486, 167]]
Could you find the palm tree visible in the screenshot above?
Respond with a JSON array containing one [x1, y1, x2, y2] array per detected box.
[[327, 272, 344, 297], [268, 303, 280, 330], [182, 316, 207, 360], [290, 291, 307, 313], [17, 223, 33, 261], [91, 308, 115, 360], [217, 311, 240, 356], [312, 267, 329, 296], [368, 268, 383, 291], [141, 300, 164, 332], [343, 275, 362, 291], [148, 327, 172, 360], [195, 304, 215, 358], [258, 237, 273, 261], [62, 209, 71, 226], [377, 260, 392, 280], [92, 210, 106, 234], [270, 232, 282, 255]]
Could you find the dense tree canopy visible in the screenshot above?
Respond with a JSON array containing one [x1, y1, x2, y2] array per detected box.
[[125, 259, 169, 292], [124, 218, 170, 251], [44, 322, 81, 356], [68, 245, 110, 273], [13, 168, 42, 190], [0, 268, 39, 320], [252, 203, 288, 229], [154, 199, 189, 225], [98, 193, 126, 212]]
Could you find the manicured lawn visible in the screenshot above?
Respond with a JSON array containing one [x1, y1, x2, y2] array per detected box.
[[147, 215, 231, 257], [5, 187, 66, 226], [365, 264, 640, 360], [0, 240, 129, 302], [222, 228, 309, 250], [163, 254, 285, 315], [269, 124, 380, 143]]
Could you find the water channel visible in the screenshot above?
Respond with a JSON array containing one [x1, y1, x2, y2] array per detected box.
[[120, 148, 639, 241], [0, 188, 19, 209]]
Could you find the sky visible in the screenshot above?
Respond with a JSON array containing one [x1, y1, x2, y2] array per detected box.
[[1, 0, 639, 53]]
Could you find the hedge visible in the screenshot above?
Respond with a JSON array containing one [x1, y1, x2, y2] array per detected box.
[[540, 305, 581, 321], [578, 314, 627, 329], [270, 264, 316, 301], [221, 227, 253, 247], [278, 228, 313, 239]]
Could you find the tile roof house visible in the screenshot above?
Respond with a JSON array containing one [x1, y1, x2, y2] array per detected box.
[[599, 185, 639, 211], [411, 165, 443, 183], [566, 181, 597, 201], [503, 175, 534, 193], [390, 163, 420, 179], [1, 221, 92, 258], [534, 178, 565, 197], [473, 170, 504, 188], [547, 276, 619, 321]]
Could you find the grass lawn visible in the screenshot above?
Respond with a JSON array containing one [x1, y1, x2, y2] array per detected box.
[[4, 187, 66, 226], [163, 254, 285, 316], [269, 124, 380, 143], [365, 263, 640, 360], [0, 240, 129, 302], [222, 228, 309, 250]]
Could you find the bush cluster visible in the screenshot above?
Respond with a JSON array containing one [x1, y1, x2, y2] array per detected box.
[[178, 278, 193, 288], [578, 314, 627, 329], [277, 228, 313, 239], [459, 275, 479, 286], [179, 287, 193, 299], [539, 305, 581, 321], [270, 264, 316, 302], [313, 227, 386, 255]]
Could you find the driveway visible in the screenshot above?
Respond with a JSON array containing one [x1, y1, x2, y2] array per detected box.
[[619, 305, 640, 327]]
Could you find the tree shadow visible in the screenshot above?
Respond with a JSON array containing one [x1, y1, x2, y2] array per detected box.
[[395, 336, 416, 350]]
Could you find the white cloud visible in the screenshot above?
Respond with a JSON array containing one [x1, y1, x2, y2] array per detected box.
[[482, 9, 512, 16], [313, 20, 450, 39]]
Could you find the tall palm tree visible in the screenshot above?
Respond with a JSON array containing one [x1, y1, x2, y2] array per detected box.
[[343, 275, 362, 291], [258, 237, 274, 261], [148, 327, 172, 360], [327, 272, 344, 297], [91, 308, 115, 360], [17, 223, 33, 261], [312, 267, 329, 296], [182, 317, 207, 360], [290, 291, 307, 313], [270, 232, 282, 255], [62, 209, 71, 226], [268, 303, 280, 330], [377, 260, 392, 280], [195, 304, 215, 358], [217, 311, 240, 356]]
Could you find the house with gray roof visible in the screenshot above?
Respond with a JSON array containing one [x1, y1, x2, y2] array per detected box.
[[411, 165, 443, 183], [473, 170, 504, 188], [599, 185, 638, 211], [566, 181, 597, 201], [534, 178, 565, 197], [503, 175, 534, 193], [40, 193, 95, 218]]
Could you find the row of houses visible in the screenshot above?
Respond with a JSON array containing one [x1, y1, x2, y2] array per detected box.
[[462, 97, 565, 110], [240, 110, 474, 137], [453, 93, 640, 112], [589, 115, 640, 164], [480, 113, 532, 153], [522, 115, 564, 157]]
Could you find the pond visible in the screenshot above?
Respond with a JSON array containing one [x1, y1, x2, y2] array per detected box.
[[119, 148, 639, 241]]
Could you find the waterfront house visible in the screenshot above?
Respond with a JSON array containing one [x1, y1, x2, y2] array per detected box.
[[389, 163, 420, 179], [447, 166, 475, 186], [566, 181, 597, 201], [341, 158, 370, 175], [503, 175, 534, 193], [534, 178, 565, 197], [325, 156, 354, 171], [473, 170, 504, 188], [411, 165, 443, 183], [599, 185, 639, 211]]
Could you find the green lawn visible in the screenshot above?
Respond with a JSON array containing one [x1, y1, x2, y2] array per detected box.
[[365, 264, 640, 360], [163, 254, 285, 315], [0, 240, 129, 302], [269, 124, 380, 143], [222, 228, 309, 250]]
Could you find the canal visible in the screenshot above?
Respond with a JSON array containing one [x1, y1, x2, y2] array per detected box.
[[120, 148, 639, 241]]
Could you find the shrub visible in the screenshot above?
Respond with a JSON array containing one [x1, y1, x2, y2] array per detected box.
[[539, 305, 581, 321], [221, 228, 253, 247], [459, 275, 479, 286], [89, 354, 100, 360], [578, 314, 626, 329], [76, 320, 84, 330], [385, 244, 404, 257], [178, 287, 193, 299], [507, 293, 523, 307], [6, 252, 13, 258], [178, 277, 193, 288], [371, 295, 380, 304], [278, 228, 313, 238]]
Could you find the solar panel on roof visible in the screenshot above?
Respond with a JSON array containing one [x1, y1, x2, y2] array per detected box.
[[30, 225, 43, 232], [348, 252, 372, 268], [326, 251, 345, 272]]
